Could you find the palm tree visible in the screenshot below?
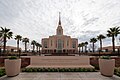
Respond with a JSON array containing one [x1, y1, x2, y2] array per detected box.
[[0, 27, 13, 54], [81, 42, 85, 52], [78, 44, 81, 53], [15, 35, 22, 52], [31, 40, 36, 52], [15, 35, 22, 57], [22, 38, 29, 52], [90, 38, 97, 52], [38, 44, 42, 53], [85, 41, 88, 52], [35, 42, 40, 52], [97, 34, 106, 52], [38, 43, 42, 53], [107, 27, 120, 52]]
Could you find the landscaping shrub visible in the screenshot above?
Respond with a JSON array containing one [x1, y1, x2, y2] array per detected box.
[[0, 69, 5, 77], [114, 67, 120, 77], [22, 67, 96, 72], [8, 56, 18, 60]]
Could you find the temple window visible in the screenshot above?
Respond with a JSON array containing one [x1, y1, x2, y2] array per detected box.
[[67, 40, 69, 46], [44, 41, 47, 48], [51, 40, 52, 46], [72, 41, 76, 48]]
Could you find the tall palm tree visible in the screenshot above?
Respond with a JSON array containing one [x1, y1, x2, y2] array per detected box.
[[15, 35, 22, 58], [31, 40, 36, 52], [15, 35, 22, 52], [90, 38, 97, 52], [38, 43, 42, 53], [22, 38, 29, 52], [81, 42, 85, 52], [85, 41, 88, 52], [107, 27, 120, 52], [97, 34, 106, 52], [39, 44, 42, 53], [35, 42, 40, 52], [0, 27, 13, 54], [78, 44, 81, 53]]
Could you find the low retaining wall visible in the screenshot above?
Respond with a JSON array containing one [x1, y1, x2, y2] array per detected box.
[[0, 57, 30, 68], [90, 57, 120, 69], [0, 56, 120, 68]]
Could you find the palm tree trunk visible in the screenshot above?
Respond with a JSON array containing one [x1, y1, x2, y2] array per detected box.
[[100, 39, 102, 52], [17, 40, 19, 52], [3, 36, 6, 54], [39, 47, 40, 53], [37, 46, 38, 52], [33, 45, 35, 52], [25, 43, 27, 52], [112, 35, 115, 52], [79, 47, 80, 53], [82, 47, 83, 52], [17, 40, 20, 58], [85, 45, 87, 52], [93, 43, 94, 52]]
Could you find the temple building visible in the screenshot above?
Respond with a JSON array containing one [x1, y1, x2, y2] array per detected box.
[[41, 13, 78, 53]]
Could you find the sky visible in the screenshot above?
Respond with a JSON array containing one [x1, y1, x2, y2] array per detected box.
[[0, 0, 120, 50]]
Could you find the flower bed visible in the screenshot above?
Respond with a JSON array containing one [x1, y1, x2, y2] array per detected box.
[[22, 68, 96, 72]]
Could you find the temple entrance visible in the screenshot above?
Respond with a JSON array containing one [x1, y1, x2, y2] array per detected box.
[[57, 39, 62, 53]]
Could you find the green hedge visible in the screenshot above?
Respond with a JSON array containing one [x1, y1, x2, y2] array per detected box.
[[0, 69, 6, 77], [22, 68, 96, 72], [114, 67, 120, 77]]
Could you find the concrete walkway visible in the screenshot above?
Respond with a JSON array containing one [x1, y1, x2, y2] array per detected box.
[[0, 72, 120, 80]]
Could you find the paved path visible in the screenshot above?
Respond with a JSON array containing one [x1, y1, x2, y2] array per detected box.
[[0, 72, 120, 80]]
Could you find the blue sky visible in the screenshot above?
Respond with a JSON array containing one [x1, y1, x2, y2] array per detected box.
[[0, 0, 120, 50]]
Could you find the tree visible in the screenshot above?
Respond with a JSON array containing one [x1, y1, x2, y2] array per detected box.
[[38, 43, 42, 53], [81, 42, 85, 52], [78, 44, 81, 53], [107, 27, 120, 52], [85, 41, 88, 52], [15, 35, 22, 57], [0, 27, 13, 54], [22, 38, 29, 52], [90, 38, 97, 52], [31, 40, 36, 52], [15, 35, 22, 52], [35, 42, 40, 52], [97, 34, 106, 52]]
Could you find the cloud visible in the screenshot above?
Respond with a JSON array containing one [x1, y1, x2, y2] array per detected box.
[[0, 0, 120, 49]]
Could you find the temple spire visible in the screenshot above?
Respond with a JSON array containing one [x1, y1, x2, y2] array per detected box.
[[56, 12, 63, 35], [58, 12, 61, 25]]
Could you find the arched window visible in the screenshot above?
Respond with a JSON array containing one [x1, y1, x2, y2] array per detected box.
[[57, 39, 62, 49], [44, 41, 47, 48], [72, 41, 76, 48], [67, 40, 69, 46], [51, 40, 52, 46]]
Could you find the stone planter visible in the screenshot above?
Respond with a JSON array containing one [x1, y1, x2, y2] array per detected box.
[[99, 59, 115, 77], [5, 59, 21, 77]]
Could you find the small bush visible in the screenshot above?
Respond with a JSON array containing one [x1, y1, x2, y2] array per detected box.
[[0, 69, 6, 77], [114, 67, 120, 77], [100, 56, 111, 59], [9, 56, 18, 60], [22, 67, 96, 72]]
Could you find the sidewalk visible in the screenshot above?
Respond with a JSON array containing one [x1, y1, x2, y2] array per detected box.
[[0, 72, 120, 80]]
